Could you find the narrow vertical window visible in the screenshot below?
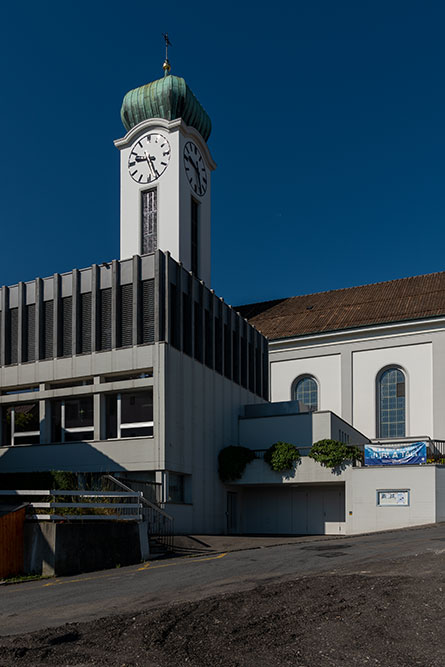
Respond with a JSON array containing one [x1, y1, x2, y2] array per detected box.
[[141, 189, 157, 255], [378, 367, 406, 438], [191, 198, 199, 276]]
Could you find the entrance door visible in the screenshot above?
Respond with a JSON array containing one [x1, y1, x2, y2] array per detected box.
[[226, 492, 238, 534]]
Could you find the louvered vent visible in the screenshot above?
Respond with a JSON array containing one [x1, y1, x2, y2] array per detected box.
[[25, 304, 36, 362], [9, 308, 18, 364], [99, 288, 112, 350], [120, 284, 133, 347], [141, 279, 155, 343], [43, 301, 54, 359], [80, 292, 92, 353], [62, 296, 72, 356]]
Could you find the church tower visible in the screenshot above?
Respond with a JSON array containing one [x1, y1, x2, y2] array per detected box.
[[114, 49, 216, 285]]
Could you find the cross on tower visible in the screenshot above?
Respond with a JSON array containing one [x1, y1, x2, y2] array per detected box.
[[162, 33, 172, 74]]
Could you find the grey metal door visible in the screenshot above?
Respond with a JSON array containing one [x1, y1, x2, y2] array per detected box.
[[226, 492, 238, 534]]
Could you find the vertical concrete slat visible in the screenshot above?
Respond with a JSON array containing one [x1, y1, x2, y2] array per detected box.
[[53, 274, 60, 359], [132, 255, 140, 346], [111, 260, 119, 350], [0, 286, 8, 366], [40, 383, 50, 445], [17, 282, 25, 365], [164, 252, 171, 345], [35, 278, 43, 361], [156, 250, 166, 343], [177, 264, 183, 351], [72, 269, 79, 355], [91, 264, 99, 353]]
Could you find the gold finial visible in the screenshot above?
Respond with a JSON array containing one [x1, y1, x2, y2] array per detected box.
[[162, 33, 172, 75]]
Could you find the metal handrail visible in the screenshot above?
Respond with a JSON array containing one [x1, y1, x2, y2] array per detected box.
[[104, 475, 173, 520], [105, 475, 174, 551]]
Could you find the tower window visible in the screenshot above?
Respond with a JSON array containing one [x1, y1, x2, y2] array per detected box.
[[191, 198, 199, 276], [141, 188, 157, 255]]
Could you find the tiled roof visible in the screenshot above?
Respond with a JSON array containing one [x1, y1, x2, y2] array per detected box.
[[237, 271, 445, 340]]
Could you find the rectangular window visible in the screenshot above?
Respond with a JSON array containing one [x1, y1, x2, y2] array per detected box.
[[168, 473, 185, 503], [141, 189, 157, 255], [191, 198, 199, 276], [106, 390, 153, 439], [51, 397, 94, 443], [2, 403, 40, 446]]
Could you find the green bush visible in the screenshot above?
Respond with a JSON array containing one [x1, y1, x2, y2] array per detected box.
[[309, 439, 363, 469], [218, 446, 256, 482], [264, 442, 301, 472]]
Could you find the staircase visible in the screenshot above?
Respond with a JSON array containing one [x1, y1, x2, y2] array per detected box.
[[104, 475, 174, 556]]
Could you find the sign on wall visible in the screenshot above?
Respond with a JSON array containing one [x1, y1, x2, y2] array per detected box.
[[377, 490, 410, 507], [364, 442, 427, 466]]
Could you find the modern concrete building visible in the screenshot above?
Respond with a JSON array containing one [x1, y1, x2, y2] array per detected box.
[[2, 59, 445, 537]]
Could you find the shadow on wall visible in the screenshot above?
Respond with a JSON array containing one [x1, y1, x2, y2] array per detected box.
[[0, 440, 127, 477]]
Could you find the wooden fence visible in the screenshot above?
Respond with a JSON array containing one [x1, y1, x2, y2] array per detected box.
[[0, 506, 26, 579]]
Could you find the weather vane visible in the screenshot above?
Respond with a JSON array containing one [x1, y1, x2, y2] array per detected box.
[[162, 33, 172, 75]]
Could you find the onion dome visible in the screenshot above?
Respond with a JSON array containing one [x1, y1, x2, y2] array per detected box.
[[120, 72, 212, 142]]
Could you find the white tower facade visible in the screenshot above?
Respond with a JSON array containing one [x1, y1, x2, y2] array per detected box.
[[115, 71, 216, 286]]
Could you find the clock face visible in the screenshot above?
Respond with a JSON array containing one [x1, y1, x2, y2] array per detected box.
[[183, 141, 207, 196], [128, 133, 171, 184]]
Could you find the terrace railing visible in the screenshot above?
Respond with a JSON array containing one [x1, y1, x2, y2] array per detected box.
[[0, 489, 143, 521]]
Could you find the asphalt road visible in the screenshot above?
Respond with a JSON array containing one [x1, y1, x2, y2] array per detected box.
[[2, 523, 445, 638]]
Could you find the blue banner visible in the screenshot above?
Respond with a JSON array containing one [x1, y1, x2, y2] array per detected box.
[[364, 442, 427, 466]]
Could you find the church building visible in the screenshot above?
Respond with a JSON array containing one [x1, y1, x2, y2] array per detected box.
[[1, 55, 445, 537]]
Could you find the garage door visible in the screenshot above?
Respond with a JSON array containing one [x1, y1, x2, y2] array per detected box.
[[241, 485, 345, 535]]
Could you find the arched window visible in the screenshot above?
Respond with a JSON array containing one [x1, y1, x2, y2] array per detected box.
[[293, 376, 318, 412], [378, 367, 406, 438]]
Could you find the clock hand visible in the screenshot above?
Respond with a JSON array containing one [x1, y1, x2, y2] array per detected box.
[[144, 151, 156, 178]]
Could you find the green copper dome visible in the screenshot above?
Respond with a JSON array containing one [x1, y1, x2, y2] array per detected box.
[[121, 74, 211, 141]]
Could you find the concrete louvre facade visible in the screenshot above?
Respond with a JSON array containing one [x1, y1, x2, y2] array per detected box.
[[0, 251, 267, 534]]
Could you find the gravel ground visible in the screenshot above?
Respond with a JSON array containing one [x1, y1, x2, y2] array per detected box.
[[1, 551, 444, 666]]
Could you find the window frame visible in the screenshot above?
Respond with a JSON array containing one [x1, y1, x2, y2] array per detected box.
[[292, 375, 319, 412], [3, 403, 40, 447], [140, 187, 158, 256], [106, 390, 154, 439], [376, 365, 407, 439], [53, 397, 94, 444]]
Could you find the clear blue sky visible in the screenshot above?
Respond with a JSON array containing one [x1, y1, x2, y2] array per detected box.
[[1, 0, 444, 305]]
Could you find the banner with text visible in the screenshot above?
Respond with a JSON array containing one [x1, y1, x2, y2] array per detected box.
[[364, 442, 427, 466]]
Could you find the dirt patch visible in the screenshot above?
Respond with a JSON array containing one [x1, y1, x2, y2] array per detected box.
[[1, 552, 445, 666]]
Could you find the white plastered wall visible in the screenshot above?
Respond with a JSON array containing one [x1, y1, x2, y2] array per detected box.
[[352, 342, 433, 439], [115, 118, 215, 286], [270, 354, 341, 414]]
